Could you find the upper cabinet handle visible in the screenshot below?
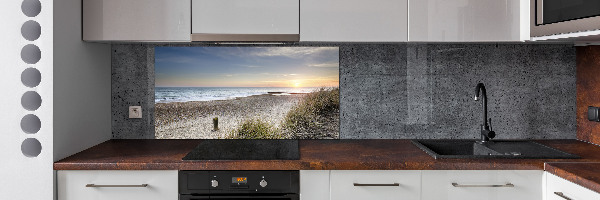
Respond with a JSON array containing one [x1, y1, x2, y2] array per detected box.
[[86, 184, 149, 188], [452, 183, 514, 188], [554, 192, 573, 200], [353, 183, 400, 186]]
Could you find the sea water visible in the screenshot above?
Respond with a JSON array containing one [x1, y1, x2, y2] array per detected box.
[[155, 87, 319, 103]]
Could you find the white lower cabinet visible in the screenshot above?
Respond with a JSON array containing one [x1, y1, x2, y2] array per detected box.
[[57, 169, 600, 200], [545, 172, 600, 200], [300, 170, 330, 200], [422, 170, 543, 200], [57, 170, 178, 200], [330, 170, 421, 200]]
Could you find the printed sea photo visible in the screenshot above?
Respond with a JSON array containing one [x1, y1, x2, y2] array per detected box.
[[154, 47, 340, 139]]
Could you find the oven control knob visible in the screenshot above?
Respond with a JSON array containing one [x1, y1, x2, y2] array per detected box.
[[211, 180, 219, 188], [259, 179, 268, 187]]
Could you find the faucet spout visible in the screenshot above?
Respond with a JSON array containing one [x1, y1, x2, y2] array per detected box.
[[474, 83, 488, 129], [474, 83, 495, 142]]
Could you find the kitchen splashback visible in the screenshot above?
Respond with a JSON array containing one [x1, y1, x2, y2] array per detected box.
[[154, 47, 340, 139], [112, 43, 576, 139]]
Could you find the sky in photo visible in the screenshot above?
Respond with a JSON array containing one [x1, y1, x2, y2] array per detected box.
[[155, 47, 339, 88]]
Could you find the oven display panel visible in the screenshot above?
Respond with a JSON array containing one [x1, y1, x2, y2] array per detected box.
[[232, 177, 247, 184]]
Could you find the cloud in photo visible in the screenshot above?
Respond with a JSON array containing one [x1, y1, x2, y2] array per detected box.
[[155, 47, 339, 88]]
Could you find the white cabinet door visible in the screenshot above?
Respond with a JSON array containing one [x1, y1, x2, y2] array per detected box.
[[300, 170, 330, 200], [82, 0, 191, 41], [330, 170, 420, 200], [57, 170, 178, 200], [422, 170, 542, 200], [409, 0, 529, 42], [192, 0, 299, 34], [300, 0, 408, 42], [545, 172, 600, 200]]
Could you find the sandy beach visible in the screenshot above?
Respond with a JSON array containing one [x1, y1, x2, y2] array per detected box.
[[155, 94, 305, 139]]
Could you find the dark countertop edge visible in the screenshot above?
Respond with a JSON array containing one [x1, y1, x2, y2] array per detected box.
[[53, 166, 543, 171], [545, 162, 600, 194], [53, 161, 544, 171]]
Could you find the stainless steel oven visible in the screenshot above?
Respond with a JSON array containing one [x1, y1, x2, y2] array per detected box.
[[531, 0, 600, 37], [179, 171, 299, 200]]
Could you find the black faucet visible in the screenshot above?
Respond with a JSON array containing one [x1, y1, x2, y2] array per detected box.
[[474, 83, 495, 143]]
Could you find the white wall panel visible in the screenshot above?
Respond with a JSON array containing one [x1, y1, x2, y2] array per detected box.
[[0, 0, 53, 199], [54, 0, 111, 162]]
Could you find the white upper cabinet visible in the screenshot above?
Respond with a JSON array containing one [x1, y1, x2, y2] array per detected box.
[[409, 0, 530, 42], [191, 0, 300, 41], [81, 0, 531, 42], [300, 0, 408, 42], [83, 0, 191, 41]]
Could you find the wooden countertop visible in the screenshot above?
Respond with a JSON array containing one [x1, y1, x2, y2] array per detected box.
[[54, 139, 600, 171], [54, 139, 600, 193]]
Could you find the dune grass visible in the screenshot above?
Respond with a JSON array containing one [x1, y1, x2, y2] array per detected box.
[[283, 87, 339, 138], [228, 87, 339, 139], [229, 118, 283, 139]]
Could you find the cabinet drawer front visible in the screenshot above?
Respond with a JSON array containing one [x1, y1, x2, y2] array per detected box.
[[330, 170, 421, 200], [546, 172, 600, 200], [422, 170, 542, 200], [57, 170, 178, 200]]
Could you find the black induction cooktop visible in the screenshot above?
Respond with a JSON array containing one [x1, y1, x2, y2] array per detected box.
[[182, 140, 300, 160]]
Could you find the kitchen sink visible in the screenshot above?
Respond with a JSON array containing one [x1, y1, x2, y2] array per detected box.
[[412, 140, 579, 159]]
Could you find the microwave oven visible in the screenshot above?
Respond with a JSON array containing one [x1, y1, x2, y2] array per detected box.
[[531, 0, 600, 38]]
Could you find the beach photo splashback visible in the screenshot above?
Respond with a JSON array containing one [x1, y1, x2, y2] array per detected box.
[[154, 47, 340, 139]]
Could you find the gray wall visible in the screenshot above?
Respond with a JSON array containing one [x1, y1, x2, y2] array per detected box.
[[54, 0, 112, 161], [112, 43, 576, 139]]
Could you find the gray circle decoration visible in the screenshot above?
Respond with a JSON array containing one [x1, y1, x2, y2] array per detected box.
[[21, 91, 42, 111], [21, 138, 42, 157], [21, 44, 41, 64], [21, 20, 41, 41], [21, 0, 41, 17], [21, 114, 41, 134], [21, 68, 41, 88]]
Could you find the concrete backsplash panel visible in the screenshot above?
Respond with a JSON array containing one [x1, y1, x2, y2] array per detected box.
[[112, 45, 155, 139], [112, 43, 576, 139]]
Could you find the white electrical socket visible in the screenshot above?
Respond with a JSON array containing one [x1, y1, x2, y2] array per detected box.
[[129, 106, 142, 119]]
